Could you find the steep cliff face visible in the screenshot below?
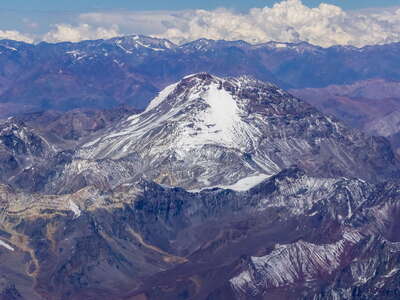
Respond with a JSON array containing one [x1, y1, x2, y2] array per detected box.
[[0, 119, 65, 192]]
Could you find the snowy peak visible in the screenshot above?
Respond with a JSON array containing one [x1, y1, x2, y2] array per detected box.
[[86, 72, 291, 158], [63, 35, 177, 61], [145, 72, 287, 112], [137, 73, 293, 151], [64, 73, 399, 192], [143, 73, 245, 120]]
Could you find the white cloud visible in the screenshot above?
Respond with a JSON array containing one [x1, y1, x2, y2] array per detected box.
[[43, 24, 120, 43], [4, 0, 400, 47], [152, 0, 400, 47], [79, 11, 177, 35], [0, 30, 33, 43]]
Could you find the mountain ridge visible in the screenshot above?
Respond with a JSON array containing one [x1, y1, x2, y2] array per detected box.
[[4, 34, 400, 50], [1, 36, 400, 118]]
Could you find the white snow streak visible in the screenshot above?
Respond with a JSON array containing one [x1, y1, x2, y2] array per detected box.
[[69, 200, 81, 218], [0, 240, 14, 252], [191, 173, 270, 192]]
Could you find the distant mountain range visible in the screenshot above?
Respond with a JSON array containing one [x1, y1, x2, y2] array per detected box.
[[1, 35, 400, 154], [0, 35, 399, 114]]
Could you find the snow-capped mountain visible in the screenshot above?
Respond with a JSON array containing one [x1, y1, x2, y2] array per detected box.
[[107, 35, 176, 52], [2, 36, 400, 158], [50, 73, 398, 193]]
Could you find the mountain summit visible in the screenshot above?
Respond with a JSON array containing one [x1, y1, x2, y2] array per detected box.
[[51, 73, 398, 193]]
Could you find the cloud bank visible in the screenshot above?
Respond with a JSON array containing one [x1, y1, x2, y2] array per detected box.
[[43, 24, 120, 43], [0, 30, 33, 43], [152, 0, 400, 47], [2, 0, 400, 47]]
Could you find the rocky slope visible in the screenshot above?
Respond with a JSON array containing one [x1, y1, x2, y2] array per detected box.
[[0, 118, 63, 192], [1, 168, 400, 299], [291, 80, 400, 129], [50, 73, 399, 194], [291, 80, 400, 155], [0, 106, 140, 193], [15, 106, 140, 147]]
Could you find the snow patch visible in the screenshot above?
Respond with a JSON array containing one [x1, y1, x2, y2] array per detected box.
[[69, 200, 81, 218], [191, 173, 270, 192], [115, 40, 133, 54], [0, 240, 14, 251], [135, 40, 165, 51], [219, 173, 271, 191], [274, 43, 288, 48], [1, 45, 17, 51], [176, 83, 243, 148], [66, 50, 87, 61], [142, 82, 179, 113]]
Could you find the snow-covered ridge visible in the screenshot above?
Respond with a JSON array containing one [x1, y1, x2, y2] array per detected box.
[[143, 82, 179, 112], [63, 35, 177, 61], [66, 50, 87, 60], [0, 44, 17, 51], [112, 35, 176, 53], [231, 229, 363, 295], [79, 73, 281, 160], [63, 73, 289, 190]]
